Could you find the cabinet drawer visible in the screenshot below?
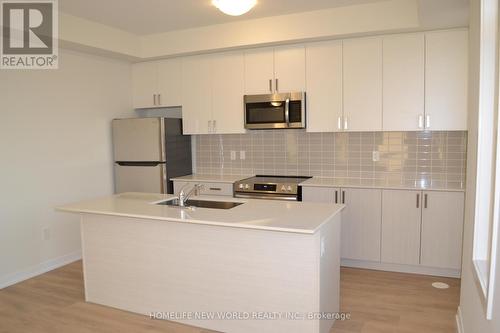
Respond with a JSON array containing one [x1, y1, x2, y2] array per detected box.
[[173, 181, 233, 196]]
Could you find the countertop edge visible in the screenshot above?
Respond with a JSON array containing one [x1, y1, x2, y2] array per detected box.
[[299, 181, 466, 192], [56, 206, 344, 235], [171, 175, 252, 184]]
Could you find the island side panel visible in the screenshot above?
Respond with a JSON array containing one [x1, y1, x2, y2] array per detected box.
[[319, 213, 342, 333], [80, 214, 327, 333]]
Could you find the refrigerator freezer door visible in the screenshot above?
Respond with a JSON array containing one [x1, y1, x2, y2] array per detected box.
[[114, 163, 166, 193], [112, 118, 164, 162]]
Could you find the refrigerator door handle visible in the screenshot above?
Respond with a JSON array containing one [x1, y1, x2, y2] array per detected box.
[[116, 162, 164, 167]]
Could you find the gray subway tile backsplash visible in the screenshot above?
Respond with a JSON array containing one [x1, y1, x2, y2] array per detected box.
[[194, 130, 467, 189]]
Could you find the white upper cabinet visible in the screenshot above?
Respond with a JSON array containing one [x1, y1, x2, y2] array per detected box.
[[381, 190, 422, 265], [244, 48, 275, 94], [343, 37, 383, 131], [157, 58, 182, 107], [305, 41, 343, 132], [425, 30, 468, 131], [273, 45, 306, 92], [212, 52, 245, 134], [421, 191, 465, 270], [182, 52, 245, 135], [132, 59, 182, 109], [132, 62, 158, 109], [244, 46, 306, 94], [181, 55, 212, 135], [383, 34, 425, 131]]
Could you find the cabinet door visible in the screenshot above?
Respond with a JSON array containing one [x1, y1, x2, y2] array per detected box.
[[244, 48, 275, 94], [181, 55, 212, 135], [341, 188, 382, 262], [132, 62, 158, 109], [212, 52, 245, 134], [383, 34, 425, 131], [343, 37, 383, 131], [305, 41, 343, 132], [381, 190, 422, 265], [425, 30, 468, 130], [301, 186, 340, 203], [421, 191, 464, 270], [157, 58, 182, 107], [273, 45, 306, 92]]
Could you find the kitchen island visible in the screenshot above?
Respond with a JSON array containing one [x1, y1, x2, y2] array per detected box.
[[57, 192, 344, 333]]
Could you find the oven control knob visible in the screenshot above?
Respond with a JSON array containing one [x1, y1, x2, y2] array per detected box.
[[245, 184, 250, 189], [281, 185, 286, 192], [239, 183, 244, 189], [287, 186, 292, 192]]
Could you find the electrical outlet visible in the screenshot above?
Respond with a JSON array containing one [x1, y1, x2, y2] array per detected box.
[[42, 227, 50, 241], [240, 150, 246, 160], [230, 150, 236, 160], [372, 151, 380, 162]]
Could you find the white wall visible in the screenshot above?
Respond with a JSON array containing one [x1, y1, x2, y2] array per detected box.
[[459, 0, 500, 331], [0, 49, 133, 287]]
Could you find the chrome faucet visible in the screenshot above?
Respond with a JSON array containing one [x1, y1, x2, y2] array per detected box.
[[178, 183, 204, 207]]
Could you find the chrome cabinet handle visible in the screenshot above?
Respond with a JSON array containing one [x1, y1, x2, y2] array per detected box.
[[213, 120, 217, 133], [275, 78, 279, 92], [209, 187, 221, 191], [344, 117, 348, 130], [337, 116, 342, 130], [424, 193, 428, 208], [425, 115, 431, 129], [335, 190, 338, 204], [285, 98, 290, 127], [269, 79, 272, 92], [416, 193, 420, 208], [153, 94, 156, 105], [342, 190, 346, 204], [418, 115, 424, 129], [158, 93, 161, 105]]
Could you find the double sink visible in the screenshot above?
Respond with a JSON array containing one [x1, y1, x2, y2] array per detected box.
[[157, 198, 243, 210]]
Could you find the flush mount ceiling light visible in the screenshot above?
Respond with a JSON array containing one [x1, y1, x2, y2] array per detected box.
[[212, 0, 257, 16]]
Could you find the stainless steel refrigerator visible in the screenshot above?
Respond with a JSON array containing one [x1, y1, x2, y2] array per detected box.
[[112, 117, 192, 194]]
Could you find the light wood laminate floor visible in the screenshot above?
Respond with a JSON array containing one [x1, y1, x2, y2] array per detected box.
[[0, 261, 460, 333]]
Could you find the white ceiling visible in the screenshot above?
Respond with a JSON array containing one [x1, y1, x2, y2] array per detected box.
[[59, 0, 388, 35]]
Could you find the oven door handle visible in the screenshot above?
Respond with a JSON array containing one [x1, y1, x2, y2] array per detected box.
[[285, 98, 290, 127], [234, 193, 297, 201]]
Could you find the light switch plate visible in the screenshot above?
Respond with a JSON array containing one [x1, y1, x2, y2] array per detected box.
[[240, 151, 246, 160], [230, 150, 236, 160], [372, 151, 380, 162]]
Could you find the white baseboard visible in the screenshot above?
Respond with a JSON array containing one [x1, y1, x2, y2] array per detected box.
[[341, 259, 461, 278], [456, 306, 464, 333], [0, 251, 82, 289]]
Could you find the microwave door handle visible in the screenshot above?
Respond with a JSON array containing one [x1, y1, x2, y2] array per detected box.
[[285, 98, 290, 127]]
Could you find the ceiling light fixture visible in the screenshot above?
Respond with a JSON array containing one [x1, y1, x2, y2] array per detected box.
[[212, 0, 257, 16]]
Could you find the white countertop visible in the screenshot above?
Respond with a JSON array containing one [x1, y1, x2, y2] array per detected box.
[[299, 177, 466, 192], [172, 174, 252, 183], [172, 174, 465, 192], [56, 192, 344, 234]]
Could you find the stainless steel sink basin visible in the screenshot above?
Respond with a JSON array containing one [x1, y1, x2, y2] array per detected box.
[[157, 198, 243, 209]]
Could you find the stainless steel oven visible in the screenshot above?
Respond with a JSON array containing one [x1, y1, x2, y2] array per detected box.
[[244, 92, 306, 129], [234, 175, 311, 201]]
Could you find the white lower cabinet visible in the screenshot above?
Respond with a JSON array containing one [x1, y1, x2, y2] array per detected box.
[[302, 185, 465, 276], [420, 191, 465, 270], [381, 190, 422, 265], [341, 188, 382, 262], [302, 187, 382, 262], [173, 181, 233, 197]]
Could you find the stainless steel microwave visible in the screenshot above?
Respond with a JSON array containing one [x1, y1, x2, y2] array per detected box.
[[244, 92, 306, 129]]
